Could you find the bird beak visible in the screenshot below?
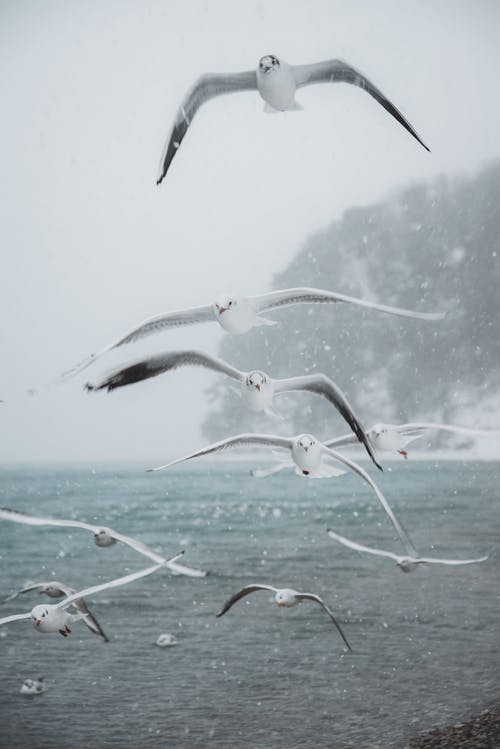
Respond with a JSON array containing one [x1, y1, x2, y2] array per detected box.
[[218, 306, 226, 314], [277, 602, 283, 607], [35, 619, 41, 626], [256, 384, 261, 391]]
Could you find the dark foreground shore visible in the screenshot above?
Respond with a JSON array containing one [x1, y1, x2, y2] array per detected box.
[[408, 704, 500, 748]]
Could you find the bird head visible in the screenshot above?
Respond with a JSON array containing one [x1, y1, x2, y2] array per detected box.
[[259, 55, 280, 74], [31, 605, 50, 627], [213, 293, 239, 316], [296, 434, 316, 453], [245, 370, 268, 393], [93, 528, 116, 547]]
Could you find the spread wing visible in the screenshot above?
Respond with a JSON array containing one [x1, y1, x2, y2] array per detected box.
[[322, 446, 417, 556], [59, 305, 214, 381], [326, 529, 400, 561], [157, 70, 257, 184], [274, 374, 380, 469], [86, 350, 243, 392], [250, 287, 444, 320], [57, 563, 163, 609], [147, 433, 293, 472], [323, 433, 359, 449], [395, 422, 500, 438], [216, 584, 277, 617], [4, 581, 45, 602], [70, 597, 109, 642], [418, 555, 488, 566], [0, 507, 96, 533], [292, 58, 429, 152], [0, 612, 31, 626], [295, 593, 352, 651]]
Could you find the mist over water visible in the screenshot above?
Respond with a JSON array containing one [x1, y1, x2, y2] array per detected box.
[[0, 462, 497, 748]]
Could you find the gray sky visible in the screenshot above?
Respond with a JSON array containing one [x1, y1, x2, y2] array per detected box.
[[1, 0, 499, 462]]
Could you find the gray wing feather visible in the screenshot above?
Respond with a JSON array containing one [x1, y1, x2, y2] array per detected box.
[[0, 612, 31, 625], [86, 350, 243, 392], [326, 529, 400, 561], [274, 374, 380, 469], [322, 446, 417, 556], [295, 592, 352, 651], [157, 70, 257, 184], [250, 287, 444, 320], [71, 597, 109, 642], [323, 433, 359, 449], [59, 305, 214, 381], [148, 433, 293, 472], [0, 507, 95, 532], [293, 58, 429, 152], [57, 563, 163, 609], [216, 584, 277, 617]]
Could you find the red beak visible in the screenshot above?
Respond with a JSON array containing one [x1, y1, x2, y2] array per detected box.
[[218, 306, 226, 314], [256, 384, 261, 391]]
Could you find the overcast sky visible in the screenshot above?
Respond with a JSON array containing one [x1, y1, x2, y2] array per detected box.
[[1, 0, 499, 463]]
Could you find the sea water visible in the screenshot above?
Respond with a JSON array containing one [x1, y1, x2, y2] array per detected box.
[[0, 460, 498, 749]]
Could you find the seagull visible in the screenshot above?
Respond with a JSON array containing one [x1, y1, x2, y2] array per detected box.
[[60, 287, 444, 380], [0, 507, 207, 578], [0, 562, 164, 636], [20, 677, 46, 695], [157, 54, 429, 183], [325, 422, 500, 459], [148, 432, 417, 555], [326, 529, 488, 573], [4, 580, 109, 641], [85, 348, 381, 469], [216, 584, 352, 650], [156, 632, 178, 647]]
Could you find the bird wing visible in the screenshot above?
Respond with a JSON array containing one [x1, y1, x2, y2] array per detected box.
[[147, 433, 293, 472], [326, 529, 400, 561], [294, 593, 352, 651], [59, 305, 215, 380], [0, 507, 96, 532], [418, 555, 488, 566], [322, 446, 417, 556], [0, 612, 31, 625], [106, 529, 172, 564], [4, 582, 46, 602], [249, 287, 444, 320], [216, 584, 277, 617], [396, 422, 500, 438], [292, 58, 429, 152], [164, 559, 208, 578], [157, 70, 257, 184], [57, 563, 163, 609], [70, 597, 109, 641], [323, 433, 359, 449], [274, 374, 380, 469], [86, 349, 243, 392]]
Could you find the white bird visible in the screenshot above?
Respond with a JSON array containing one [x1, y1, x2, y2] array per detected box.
[[325, 421, 500, 459], [4, 580, 109, 641], [20, 677, 46, 695], [216, 584, 351, 650], [85, 349, 381, 469], [326, 528, 488, 573], [0, 562, 164, 636], [148, 432, 417, 556], [156, 632, 178, 647], [0, 507, 206, 578], [61, 287, 444, 380], [157, 54, 429, 183]]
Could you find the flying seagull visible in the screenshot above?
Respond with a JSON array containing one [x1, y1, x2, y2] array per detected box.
[[216, 583, 351, 650], [0, 563, 164, 636], [0, 507, 207, 578], [157, 54, 429, 183], [325, 422, 500, 459], [85, 348, 380, 469], [4, 580, 109, 641], [147, 432, 416, 555], [60, 287, 444, 380], [326, 529, 488, 573]]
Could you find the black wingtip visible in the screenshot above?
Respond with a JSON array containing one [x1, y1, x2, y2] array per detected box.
[[84, 383, 94, 392], [156, 175, 164, 186]]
